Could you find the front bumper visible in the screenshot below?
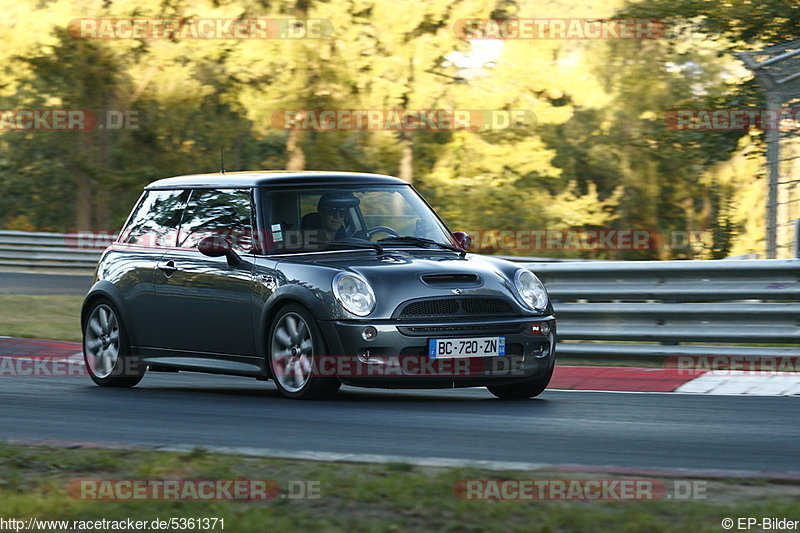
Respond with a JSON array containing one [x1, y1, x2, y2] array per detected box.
[[318, 316, 556, 388]]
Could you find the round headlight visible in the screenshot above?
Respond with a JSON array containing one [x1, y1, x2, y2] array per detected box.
[[514, 269, 548, 311], [333, 272, 376, 316]]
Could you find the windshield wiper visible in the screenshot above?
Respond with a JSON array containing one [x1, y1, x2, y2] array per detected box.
[[377, 236, 466, 257], [325, 240, 384, 255]]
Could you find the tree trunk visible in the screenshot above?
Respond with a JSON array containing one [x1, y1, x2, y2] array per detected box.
[[94, 116, 112, 230], [399, 131, 413, 183], [286, 128, 306, 170], [74, 134, 93, 230], [74, 176, 92, 230]]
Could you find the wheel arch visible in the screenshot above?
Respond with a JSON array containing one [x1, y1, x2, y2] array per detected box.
[[81, 282, 137, 347], [257, 285, 329, 373]]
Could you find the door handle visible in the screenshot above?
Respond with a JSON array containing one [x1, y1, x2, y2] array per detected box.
[[159, 260, 178, 277]]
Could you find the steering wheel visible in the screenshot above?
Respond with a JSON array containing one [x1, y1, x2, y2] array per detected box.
[[366, 226, 400, 239]]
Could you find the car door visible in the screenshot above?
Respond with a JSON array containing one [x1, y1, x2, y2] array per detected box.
[[115, 188, 190, 350], [154, 188, 258, 364]]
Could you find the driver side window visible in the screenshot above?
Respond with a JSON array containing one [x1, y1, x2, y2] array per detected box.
[[177, 188, 254, 252]]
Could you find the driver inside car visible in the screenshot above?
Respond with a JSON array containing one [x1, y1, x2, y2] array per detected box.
[[319, 205, 347, 241], [301, 192, 358, 244]]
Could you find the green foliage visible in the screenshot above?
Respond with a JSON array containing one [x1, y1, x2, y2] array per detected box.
[[0, 0, 794, 258]]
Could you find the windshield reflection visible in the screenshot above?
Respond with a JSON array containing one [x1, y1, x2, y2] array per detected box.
[[261, 185, 454, 254]]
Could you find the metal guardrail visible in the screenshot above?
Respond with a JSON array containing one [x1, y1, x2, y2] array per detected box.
[[0, 230, 110, 271], [523, 259, 800, 359], [0, 231, 581, 272], [2, 230, 799, 359]]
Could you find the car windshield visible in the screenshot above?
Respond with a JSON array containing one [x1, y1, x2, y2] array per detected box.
[[261, 184, 455, 253]]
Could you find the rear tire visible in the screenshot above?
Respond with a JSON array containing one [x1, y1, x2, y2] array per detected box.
[[268, 304, 341, 400], [83, 299, 145, 387], [487, 359, 554, 400]]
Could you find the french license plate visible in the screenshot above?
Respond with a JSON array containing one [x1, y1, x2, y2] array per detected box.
[[428, 337, 506, 359]]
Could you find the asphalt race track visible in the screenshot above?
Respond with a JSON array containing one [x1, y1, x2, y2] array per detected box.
[[1, 272, 798, 477], [0, 371, 798, 477], [0, 272, 92, 295]]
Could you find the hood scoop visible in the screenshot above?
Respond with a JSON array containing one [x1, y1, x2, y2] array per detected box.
[[421, 273, 481, 286]]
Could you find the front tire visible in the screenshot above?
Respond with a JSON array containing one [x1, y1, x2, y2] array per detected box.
[[487, 359, 554, 400], [83, 300, 144, 387], [268, 304, 341, 400]]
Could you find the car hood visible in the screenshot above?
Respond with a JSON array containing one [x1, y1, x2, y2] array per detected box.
[[307, 249, 535, 318]]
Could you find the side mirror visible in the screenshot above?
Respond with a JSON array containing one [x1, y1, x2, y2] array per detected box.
[[452, 231, 473, 251], [198, 235, 241, 266]]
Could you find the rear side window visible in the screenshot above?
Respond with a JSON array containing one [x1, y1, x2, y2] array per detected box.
[[118, 189, 189, 247], [177, 188, 254, 252]]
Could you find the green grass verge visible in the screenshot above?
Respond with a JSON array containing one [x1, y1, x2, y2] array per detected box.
[[0, 295, 83, 342], [1, 443, 798, 533]]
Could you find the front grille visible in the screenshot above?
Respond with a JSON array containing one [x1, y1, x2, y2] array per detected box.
[[398, 323, 524, 336], [396, 297, 517, 319], [400, 299, 458, 317]]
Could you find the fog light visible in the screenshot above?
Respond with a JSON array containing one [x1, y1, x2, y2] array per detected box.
[[361, 326, 378, 341], [541, 322, 551, 336], [358, 350, 385, 364]]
